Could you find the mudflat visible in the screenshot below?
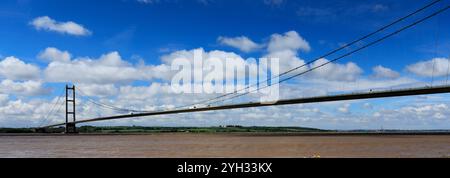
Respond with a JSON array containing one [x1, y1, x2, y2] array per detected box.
[[0, 133, 449, 158]]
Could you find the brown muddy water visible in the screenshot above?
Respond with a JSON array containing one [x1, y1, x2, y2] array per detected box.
[[0, 133, 449, 158]]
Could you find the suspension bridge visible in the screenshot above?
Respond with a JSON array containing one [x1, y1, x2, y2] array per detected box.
[[37, 1, 449, 133]]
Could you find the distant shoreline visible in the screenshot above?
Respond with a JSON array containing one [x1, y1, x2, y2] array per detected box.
[[1, 131, 450, 137], [1, 126, 450, 136], [0, 126, 324, 134]]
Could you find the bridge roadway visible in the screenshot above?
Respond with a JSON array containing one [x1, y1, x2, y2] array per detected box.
[[44, 85, 450, 128]]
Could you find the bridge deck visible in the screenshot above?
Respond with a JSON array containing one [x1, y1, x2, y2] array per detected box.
[[44, 85, 450, 128]]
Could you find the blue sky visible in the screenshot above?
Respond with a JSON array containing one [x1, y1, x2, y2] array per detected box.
[[0, 0, 449, 129], [2, 0, 448, 65]]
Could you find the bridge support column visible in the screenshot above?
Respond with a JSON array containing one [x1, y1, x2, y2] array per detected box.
[[65, 85, 78, 134]]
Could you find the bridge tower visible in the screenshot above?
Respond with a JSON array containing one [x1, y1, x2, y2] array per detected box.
[[65, 85, 77, 134]]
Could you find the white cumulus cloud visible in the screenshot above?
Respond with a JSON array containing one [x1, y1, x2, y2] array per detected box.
[[217, 36, 262, 52], [0, 56, 41, 80], [264, 31, 310, 73], [267, 31, 311, 53], [338, 103, 351, 114], [44, 50, 170, 84], [0, 80, 50, 96], [309, 58, 363, 82], [30, 16, 92, 36], [372, 65, 400, 79], [406, 57, 450, 77], [38, 47, 72, 62], [161, 48, 258, 81]]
